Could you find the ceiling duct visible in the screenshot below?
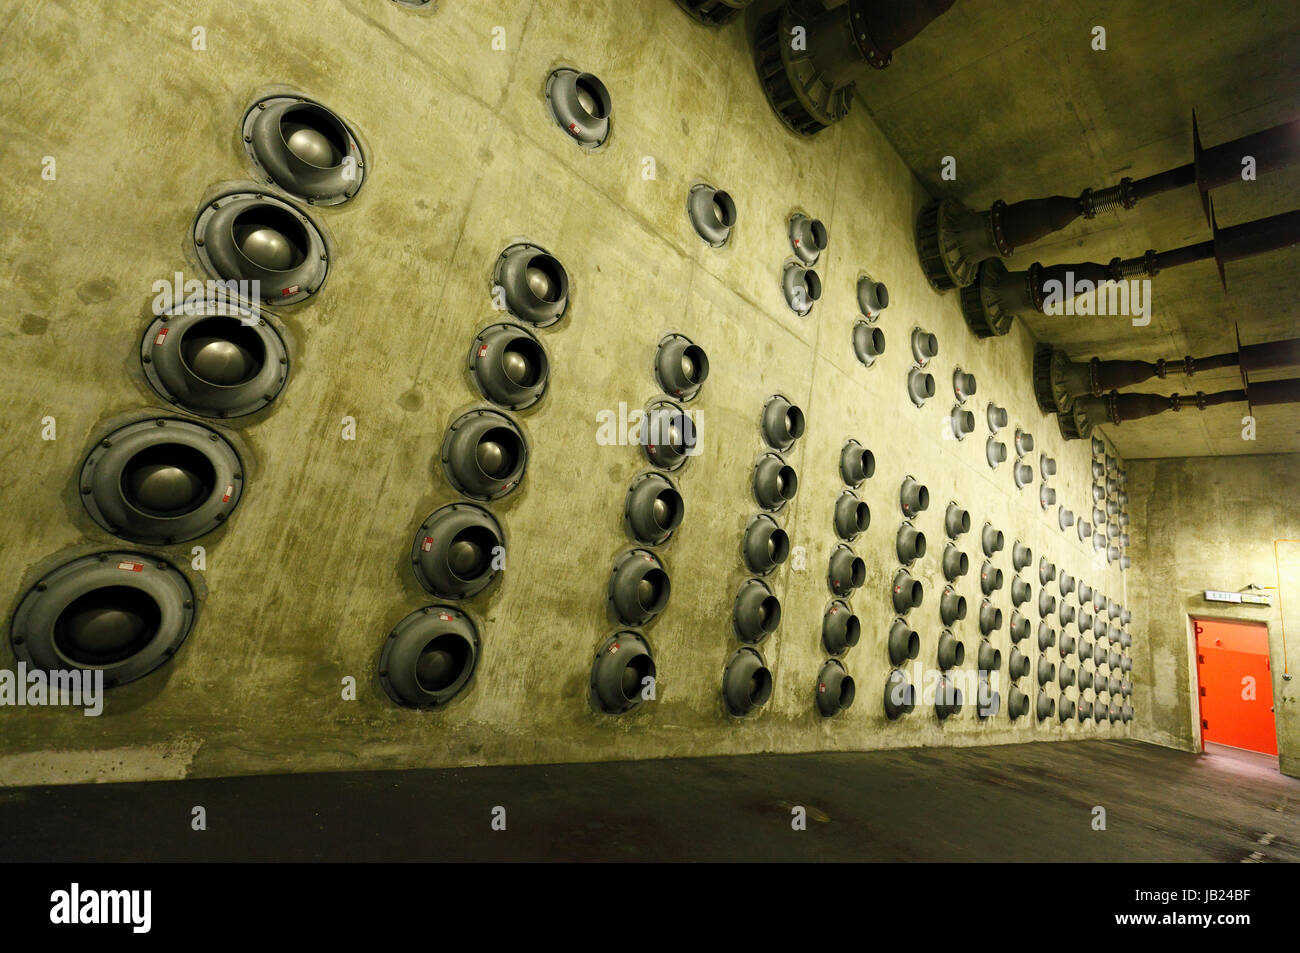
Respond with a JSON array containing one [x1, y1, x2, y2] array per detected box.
[[11, 552, 196, 688], [1059, 377, 1300, 440], [752, 0, 956, 136]]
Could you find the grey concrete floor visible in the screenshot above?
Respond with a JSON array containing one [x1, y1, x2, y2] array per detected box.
[[1, 740, 1295, 862]]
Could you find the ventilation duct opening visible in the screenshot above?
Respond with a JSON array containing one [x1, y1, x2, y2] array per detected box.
[[890, 568, 923, 613], [789, 212, 828, 265], [625, 472, 685, 545], [986, 404, 1008, 433], [896, 521, 926, 564], [1011, 541, 1032, 572], [142, 303, 289, 418], [977, 674, 1001, 719], [1078, 699, 1094, 722], [935, 675, 963, 720], [939, 585, 967, 626], [80, 418, 243, 545], [857, 275, 889, 318], [1040, 454, 1057, 477], [442, 409, 528, 499], [1093, 590, 1107, 613], [686, 184, 736, 248], [470, 322, 550, 410], [1039, 557, 1056, 586], [411, 503, 505, 599], [816, 659, 855, 717], [1058, 507, 1074, 530], [1059, 602, 1076, 627], [1011, 576, 1031, 607], [911, 327, 939, 366], [192, 191, 328, 306], [1038, 623, 1056, 651], [493, 242, 570, 327], [641, 399, 697, 472], [1009, 610, 1030, 643], [1008, 685, 1030, 720], [907, 366, 935, 407], [1039, 589, 1057, 618], [1039, 484, 1057, 509], [840, 440, 875, 486], [761, 394, 805, 450], [1078, 520, 1093, 541], [900, 475, 929, 518], [753, 452, 799, 511], [979, 562, 1003, 596], [942, 543, 968, 582], [831, 545, 868, 598], [979, 599, 1003, 636], [823, 601, 861, 655], [1058, 695, 1077, 722], [986, 438, 1007, 468], [937, 629, 965, 670], [853, 321, 886, 367], [654, 333, 709, 402], [742, 513, 790, 575], [953, 368, 976, 403], [723, 647, 773, 716], [1095, 702, 1108, 724], [590, 632, 656, 715], [950, 405, 975, 440], [1074, 579, 1089, 601], [884, 668, 916, 719], [1037, 691, 1056, 721], [1078, 610, 1093, 634], [1009, 647, 1030, 679], [888, 618, 920, 665], [782, 262, 822, 315], [977, 640, 1001, 673], [1060, 662, 1077, 690], [834, 490, 871, 541], [380, 606, 480, 709], [242, 96, 365, 205], [546, 68, 611, 148], [1078, 666, 1093, 689], [608, 549, 671, 626], [944, 503, 970, 539], [11, 552, 196, 688], [1013, 462, 1033, 488], [733, 578, 782, 643]]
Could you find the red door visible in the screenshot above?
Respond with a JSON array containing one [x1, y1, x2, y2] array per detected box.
[[1194, 618, 1277, 755]]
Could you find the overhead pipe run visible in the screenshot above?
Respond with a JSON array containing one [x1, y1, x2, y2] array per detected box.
[[959, 206, 1300, 339], [1033, 336, 1300, 416], [1058, 377, 1300, 441], [916, 115, 1300, 291], [823, 601, 862, 655]]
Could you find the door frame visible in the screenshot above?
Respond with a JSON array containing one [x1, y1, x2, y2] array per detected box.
[[1188, 613, 1277, 757]]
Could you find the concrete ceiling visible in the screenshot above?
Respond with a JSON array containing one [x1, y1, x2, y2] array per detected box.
[[858, 0, 1300, 458]]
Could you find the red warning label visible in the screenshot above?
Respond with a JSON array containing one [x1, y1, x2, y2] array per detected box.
[[421, 536, 434, 552], [117, 561, 144, 573], [221, 484, 233, 503], [154, 327, 169, 346]]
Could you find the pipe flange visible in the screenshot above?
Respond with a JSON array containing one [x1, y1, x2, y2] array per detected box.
[[822, 600, 861, 655], [686, 183, 736, 248], [834, 490, 871, 542], [916, 198, 979, 292], [10, 552, 196, 688], [734, 578, 781, 643], [545, 68, 611, 148], [723, 646, 773, 717], [753, 452, 798, 512], [742, 512, 790, 575], [782, 261, 822, 316], [590, 631, 656, 715], [469, 322, 550, 410], [641, 398, 697, 472], [607, 549, 671, 627], [654, 332, 710, 402], [80, 418, 244, 545], [625, 471, 684, 545], [884, 668, 917, 719], [241, 95, 366, 206], [958, 258, 1014, 338], [492, 242, 569, 328], [840, 439, 874, 487], [789, 212, 828, 265], [816, 659, 855, 717], [852, 320, 885, 367], [379, 606, 480, 709], [441, 408, 528, 500], [750, 5, 853, 137], [857, 274, 889, 318], [192, 191, 328, 307], [411, 503, 504, 599], [830, 545, 867, 598], [141, 298, 289, 418]]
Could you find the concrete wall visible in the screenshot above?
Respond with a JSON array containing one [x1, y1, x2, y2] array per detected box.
[[1126, 454, 1300, 778], [0, 0, 1128, 786]]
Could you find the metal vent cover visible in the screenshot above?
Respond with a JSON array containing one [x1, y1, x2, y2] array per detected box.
[[590, 631, 656, 715], [241, 95, 366, 206], [441, 409, 528, 500], [411, 503, 504, 599], [469, 322, 550, 410], [379, 606, 480, 709], [545, 68, 611, 148], [493, 242, 569, 328]]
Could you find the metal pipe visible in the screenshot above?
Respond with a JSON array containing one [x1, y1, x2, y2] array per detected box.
[[1060, 377, 1300, 438]]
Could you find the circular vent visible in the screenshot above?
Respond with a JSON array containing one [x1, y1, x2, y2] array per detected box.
[[590, 632, 656, 715], [441, 409, 528, 500], [411, 503, 504, 599], [379, 607, 480, 709], [242, 95, 366, 205], [546, 68, 612, 148], [468, 322, 550, 410]]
